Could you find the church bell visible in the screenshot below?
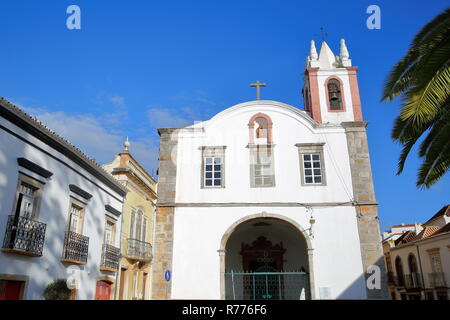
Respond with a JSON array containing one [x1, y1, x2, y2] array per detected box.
[[330, 92, 339, 101]]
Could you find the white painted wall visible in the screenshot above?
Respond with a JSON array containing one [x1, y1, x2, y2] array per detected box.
[[175, 101, 354, 204], [0, 116, 123, 300], [171, 206, 367, 299], [169, 101, 367, 300]]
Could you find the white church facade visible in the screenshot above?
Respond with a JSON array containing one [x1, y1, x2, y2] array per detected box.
[[152, 40, 388, 300]]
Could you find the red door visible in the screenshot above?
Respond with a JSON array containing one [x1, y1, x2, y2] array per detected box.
[[95, 281, 112, 300], [0, 280, 25, 300]]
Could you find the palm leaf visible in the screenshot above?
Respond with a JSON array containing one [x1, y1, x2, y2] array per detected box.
[[417, 120, 450, 187], [382, 7, 450, 187], [419, 111, 449, 158], [381, 8, 450, 102], [400, 63, 450, 124]]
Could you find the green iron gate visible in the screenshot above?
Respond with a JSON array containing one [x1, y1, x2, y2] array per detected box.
[[224, 271, 310, 300]]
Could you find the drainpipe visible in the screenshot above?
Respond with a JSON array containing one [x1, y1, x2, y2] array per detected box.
[[415, 244, 426, 299]]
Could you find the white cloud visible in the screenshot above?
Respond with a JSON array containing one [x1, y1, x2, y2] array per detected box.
[[22, 107, 159, 173], [147, 107, 193, 128], [109, 95, 125, 107]]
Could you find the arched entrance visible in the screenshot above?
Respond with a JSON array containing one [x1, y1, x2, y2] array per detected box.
[[219, 213, 314, 300]]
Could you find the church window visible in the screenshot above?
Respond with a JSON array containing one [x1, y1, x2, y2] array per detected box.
[[250, 146, 275, 188], [303, 154, 322, 184], [200, 146, 226, 188], [327, 79, 343, 110], [296, 143, 326, 186], [204, 157, 222, 187]]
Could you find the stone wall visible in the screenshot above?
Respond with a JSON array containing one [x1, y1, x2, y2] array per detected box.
[[151, 129, 178, 299], [342, 121, 388, 299]]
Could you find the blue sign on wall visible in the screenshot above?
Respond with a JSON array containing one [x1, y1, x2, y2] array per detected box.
[[164, 270, 171, 282]]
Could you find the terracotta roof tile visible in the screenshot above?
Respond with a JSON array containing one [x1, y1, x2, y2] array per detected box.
[[391, 224, 416, 228], [425, 205, 450, 224], [411, 226, 441, 241], [433, 222, 450, 236], [394, 231, 416, 245]]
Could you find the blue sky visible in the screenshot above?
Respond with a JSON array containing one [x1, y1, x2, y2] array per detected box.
[[0, 0, 448, 231]]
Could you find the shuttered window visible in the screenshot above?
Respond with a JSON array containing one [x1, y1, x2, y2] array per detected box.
[[18, 183, 37, 219], [69, 204, 83, 233], [142, 217, 147, 242], [130, 209, 146, 242]]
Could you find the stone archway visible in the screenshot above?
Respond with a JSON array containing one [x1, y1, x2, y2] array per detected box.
[[218, 212, 315, 300]]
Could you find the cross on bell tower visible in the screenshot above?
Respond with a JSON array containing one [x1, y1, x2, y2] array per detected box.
[[315, 27, 329, 41]]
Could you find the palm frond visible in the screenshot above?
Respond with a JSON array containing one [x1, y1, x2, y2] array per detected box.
[[417, 121, 450, 188], [381, 7, 450, 102], [400, 64, 450, 124], [391, 116, 430, 174], [419, 99, 450, 157]]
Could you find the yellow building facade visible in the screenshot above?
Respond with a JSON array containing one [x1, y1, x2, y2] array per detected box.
[[103, 140, 157, 300]]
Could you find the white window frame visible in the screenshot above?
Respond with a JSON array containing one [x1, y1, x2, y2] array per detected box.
[[200, 146, 226, 188], [296, 143, 327, 186], [302, 153, 323, 185]]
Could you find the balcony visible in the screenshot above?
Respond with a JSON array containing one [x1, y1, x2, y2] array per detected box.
[[125, 238, 152, 262], [61, 231, 89, 264], [404, 273, 423, 289], [387, 272, 395, 285], [393, 275, 405, 287], [2, 215, 46, 257], [100, 244, 120, 272], [428, 272, 447, 288]]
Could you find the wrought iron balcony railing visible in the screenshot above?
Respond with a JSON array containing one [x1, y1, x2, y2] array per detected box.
[[100, 243, 120, 271], [404, 273, 423, 289], [428, 272, 447, 288], [125, 238, 152, 262], [387, 272, 395, 285], [61, 231, 89, 264], [2, 215, 46, 256], [393, 275, 405, 287]]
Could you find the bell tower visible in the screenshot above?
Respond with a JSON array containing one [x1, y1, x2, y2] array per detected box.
[[303, 39, 388, 299], [303, 39, 363, 124]]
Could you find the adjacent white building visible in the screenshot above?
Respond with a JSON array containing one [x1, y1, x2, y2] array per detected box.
[[151, 40, 388, 300], [0, 98, 127, 300]]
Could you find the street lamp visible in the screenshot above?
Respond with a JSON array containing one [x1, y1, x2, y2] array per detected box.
[[305, 206, 315, 238]]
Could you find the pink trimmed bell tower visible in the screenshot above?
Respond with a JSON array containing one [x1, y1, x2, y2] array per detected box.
[[302, 39, 363, 124]]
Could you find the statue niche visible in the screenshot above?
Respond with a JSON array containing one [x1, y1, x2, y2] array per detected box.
[[248, 113, 273, 145]]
